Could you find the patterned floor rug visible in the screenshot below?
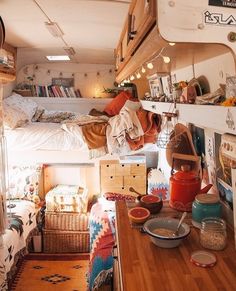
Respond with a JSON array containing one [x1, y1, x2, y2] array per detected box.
[[12, 254, 89, 291]]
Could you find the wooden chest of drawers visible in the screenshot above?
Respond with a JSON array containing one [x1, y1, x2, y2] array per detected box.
[[100, 159, 146, 195]]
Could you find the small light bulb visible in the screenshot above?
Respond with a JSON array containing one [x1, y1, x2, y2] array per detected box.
[[169, 42, 175, 46], [121, 82, 124, 86], [141, 66, 146, 73], [130, 75, 135, 81], [136, 72, 141, 79], [126, 78, 130, 83], [163, 56, 171, 63], [147, 62, 154, 69]]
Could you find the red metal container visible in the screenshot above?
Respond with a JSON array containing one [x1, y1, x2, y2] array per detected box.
[[169, 164, 212, 212]]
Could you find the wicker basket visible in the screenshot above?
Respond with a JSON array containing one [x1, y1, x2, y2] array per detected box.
[[45, 212, 89, 231], [43, 229, 90, 253]]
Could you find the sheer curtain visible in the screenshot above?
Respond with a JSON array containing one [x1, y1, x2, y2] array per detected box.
[[0, 84, 7, 248]]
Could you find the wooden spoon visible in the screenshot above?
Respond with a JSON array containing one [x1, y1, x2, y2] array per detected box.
[[129, 187, 143, 196], [129, 187, 146, 201]]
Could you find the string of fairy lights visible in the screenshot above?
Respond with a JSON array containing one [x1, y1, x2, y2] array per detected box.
[[19, 42, 175, 87], [119, 42, 175, 86], [21, 64, 114, 81]]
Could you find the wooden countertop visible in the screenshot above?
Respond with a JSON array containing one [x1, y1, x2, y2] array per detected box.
[[115, 201, 236, 291]]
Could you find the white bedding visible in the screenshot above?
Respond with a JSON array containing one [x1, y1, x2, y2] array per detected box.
[[5, 122, 86, 151]]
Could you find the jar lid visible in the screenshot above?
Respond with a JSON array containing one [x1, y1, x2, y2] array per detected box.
[[190, 250, 217, 267], [195, 194, 220, 204]]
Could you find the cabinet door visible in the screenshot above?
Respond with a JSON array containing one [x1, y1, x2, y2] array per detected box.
[[130, 163, 146, 176], [124, 175, 146, 192], [115, 16, 130, 73], [100, 163, 116, 177], [115, 163, 131, 176], [127, 0, 156, 55], [101, 175, 123, 189], [113, 245, 121, 291]]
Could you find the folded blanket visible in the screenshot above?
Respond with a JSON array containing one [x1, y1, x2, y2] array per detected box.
[[81, 122, 108, 150], [106, 105, 144, 155], [127, 108, 162, 151]]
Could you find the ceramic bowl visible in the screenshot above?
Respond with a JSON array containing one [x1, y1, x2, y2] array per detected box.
[[139, 195, 163, 214], [143, 217, 191, 248]]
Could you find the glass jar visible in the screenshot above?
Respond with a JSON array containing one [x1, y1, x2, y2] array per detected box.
[[192, 194, 222, 228], [200, 217, 227, 251]]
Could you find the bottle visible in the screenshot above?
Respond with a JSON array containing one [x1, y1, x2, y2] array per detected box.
[[200, 217, 227, 251]]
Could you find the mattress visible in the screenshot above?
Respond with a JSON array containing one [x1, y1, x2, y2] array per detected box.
[[5, 121, 159, 165], [5, 122, 86, 151]]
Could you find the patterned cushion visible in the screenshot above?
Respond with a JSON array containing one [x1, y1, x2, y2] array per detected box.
[[103, 192, 136, 202], [3, 103, 29, 129], [4, 93, 38, 120], [7, 164, 43, 201], [37, 110, 76, 123], [31, 105, 45, 122]]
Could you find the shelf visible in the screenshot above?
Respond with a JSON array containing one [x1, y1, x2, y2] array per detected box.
[[27, 97, 112, 114], [27, 97, 112, 103], [141, 100, 236, 135], [0, 71, 16, 83]]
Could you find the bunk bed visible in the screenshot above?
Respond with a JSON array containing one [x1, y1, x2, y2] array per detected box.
[[2, 92, 160, 290], [4, 93, 161, 165]]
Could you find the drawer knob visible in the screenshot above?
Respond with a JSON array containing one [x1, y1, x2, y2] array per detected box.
[[151, 104, 156, 110]]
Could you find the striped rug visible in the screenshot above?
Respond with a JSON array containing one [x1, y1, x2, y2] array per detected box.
[[12, 254, 89, 291]]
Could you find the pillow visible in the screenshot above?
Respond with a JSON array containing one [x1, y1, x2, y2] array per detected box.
[[7, 164, 43, 202], [104, 91, 132, 116], [4, 93, 38, 120], [3, 103, 29, 129], [123, 100, 141, 111], [31, 105, 45, 122], [103, 192, 136, 202], [37, 110, 76, 123]]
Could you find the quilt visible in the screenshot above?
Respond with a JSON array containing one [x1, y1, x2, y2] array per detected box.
[[0, 200, 38, 291], [88, 200, 116, 291]]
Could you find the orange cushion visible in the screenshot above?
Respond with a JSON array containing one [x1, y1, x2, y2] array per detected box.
[[104, 91, 132, 116]]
